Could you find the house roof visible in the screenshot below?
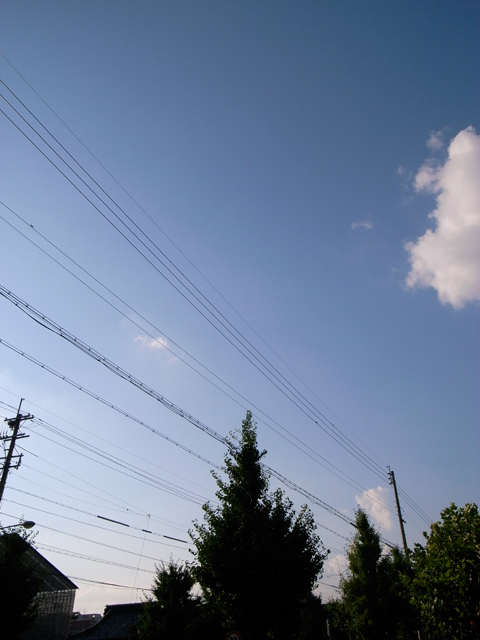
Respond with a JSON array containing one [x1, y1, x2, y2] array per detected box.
[[0, 533, 77, 592], [24, 543, 78, 591], [69, 603, 144, 639]]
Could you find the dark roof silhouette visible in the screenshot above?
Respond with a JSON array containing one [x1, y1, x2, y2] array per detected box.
[[0, 533, 77, 592], [69, 603, 144, 639], [23, 543, 78, 592], [70, 612, 103, 635]]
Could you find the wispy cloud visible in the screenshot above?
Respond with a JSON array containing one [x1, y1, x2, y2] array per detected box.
[[426, 129, 445, 151], [355, 486, 393, 530], [351, 220, 373, 231], [414, 159, 439, 192], [135, 334, 169, 350], [405, 126, 480, 309], [134, 334, 178, 362]]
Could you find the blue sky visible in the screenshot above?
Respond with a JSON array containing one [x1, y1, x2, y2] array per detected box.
[[0, 1, 479, 611]]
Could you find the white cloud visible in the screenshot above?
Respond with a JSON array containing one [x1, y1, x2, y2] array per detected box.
[[405, 126, 480, 309], [134, 335, 178, 362], [414, 160, 438, 192], [135, 334, 169, 350], [325, 553, 348, 578], [426, 129, 445, 151], [351, 220, 373, 231], [355, 486, 393, 530]]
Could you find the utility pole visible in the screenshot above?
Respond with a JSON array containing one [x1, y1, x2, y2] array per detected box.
[[0, 399, 33, 505], [387, 466, 409, 558]]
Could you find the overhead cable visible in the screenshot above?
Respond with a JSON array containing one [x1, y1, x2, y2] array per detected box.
[[2, 53, 390, 481], [0, 328, 356, 532], [0, 201, 380, 493], [0, 82, 390, 481], [3, 498, 187, 551]]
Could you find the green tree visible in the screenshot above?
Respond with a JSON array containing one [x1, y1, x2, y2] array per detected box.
[[0, 529, 43, 640], [139, 561, 198, 640], [139, 562, 222, 640], [139, 560, 222, 640], [326, 598, 352, 640], [297, 592, 329, 639], [335, 508, 417, 639], [410, 502, 480, 639], [190, 411, 327, 640]]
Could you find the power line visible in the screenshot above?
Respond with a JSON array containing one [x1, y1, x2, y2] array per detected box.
[[27, 414, 351, 541], [396, 484, 433, 525], [0, 337, 399, 536], [0, 330, 397, 530], [0, 325, 359, 528], [0, 68, 434, 534], [8, 474, 154, 518], [1, 54, 337, 435], [0, 202, 426, 531], [22, 461, 188, 534], [27, 422, 211, 506], [0, 61, 438, 556], [69, 577, 152, 591], [0, 393, 200, 531], [318, 581, 341, 591], [1, 395, 188, 503], [1, 511, 179, 581], [7, 487, 189, 543], [0, 337, 224, 467], [36, 544, 155, 573], [12, 401, 351, 542], [29, 413, 215, 498], [0, 82, 390, 482], [22, 460, 161, 521], [1, 456, 187, 533], [0, 202, 382, 493], [0, 286, 394, 518], [2, 52, 390, 480], [3, 499, 188, 551]]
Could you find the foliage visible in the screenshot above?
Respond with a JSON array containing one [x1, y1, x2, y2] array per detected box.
[[296, 592, 329, 639], [410, 502, 480, 639], [139, 560, 221, 640], [0, 528, 43, 640], [334, 508, 417, 639], [190, 411, 328, 640], [139, 561, 198, 640], [326, 598, 352, 640], [139, 562, 222, 640]]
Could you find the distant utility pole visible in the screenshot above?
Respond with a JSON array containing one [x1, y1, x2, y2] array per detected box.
[[387, 466, 409, 558], [0, 399, 33, 505]]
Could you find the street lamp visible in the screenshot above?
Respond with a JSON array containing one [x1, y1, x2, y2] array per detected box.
[[0, 520, 36, 531]]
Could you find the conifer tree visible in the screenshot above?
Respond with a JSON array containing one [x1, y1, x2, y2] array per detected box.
[[139, 562, 201, 640], [190, 411, 327, 640], [334, 508, 417, 639]]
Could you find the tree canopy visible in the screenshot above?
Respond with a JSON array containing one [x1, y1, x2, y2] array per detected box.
[[190, 411, 328, 640], [333, 508, 417, 640], [410, 502, 480, 639], [0, 528, 43, 640], [139, 560, 221, 640]]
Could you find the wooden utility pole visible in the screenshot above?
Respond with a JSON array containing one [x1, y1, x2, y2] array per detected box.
[[388, 466, 409, 558], [0, 399, 33, 505]]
